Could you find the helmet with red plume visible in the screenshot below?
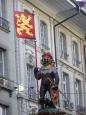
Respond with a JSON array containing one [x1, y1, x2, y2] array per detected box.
[[41, 52, 54, 66]]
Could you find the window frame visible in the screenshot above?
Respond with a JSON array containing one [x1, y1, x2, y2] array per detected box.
[[84, 45, 86, 73], [26, 64, 34, 86], [63, 72, 70, 100], [60, 32, 68, 60], [0, 48, 5, 76], [0, 105, 7, 115], [0, 0, 10, 32], [26, 64, 36, 99], [0, 0, 7, 19], [40, 20, 50, 51], [72, 41, 80, 67], [75, 79, 82, 106], [0, 48, 8, 78]]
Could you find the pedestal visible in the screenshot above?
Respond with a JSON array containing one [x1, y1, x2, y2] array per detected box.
[[38, 108, 66, 115]]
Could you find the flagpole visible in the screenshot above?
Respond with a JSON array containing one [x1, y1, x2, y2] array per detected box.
[[33, 8, 39, 105], [34, 40, 39, 101], [34, 40, 37, 67]]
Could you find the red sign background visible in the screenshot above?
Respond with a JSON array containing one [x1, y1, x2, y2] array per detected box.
[[14, 11, 35, 39]]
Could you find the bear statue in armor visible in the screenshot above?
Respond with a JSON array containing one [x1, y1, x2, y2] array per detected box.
[[34, 52, 59, 109]]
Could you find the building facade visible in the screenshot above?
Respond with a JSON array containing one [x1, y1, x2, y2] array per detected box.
[[14, 0, 86, 115], [0, 0, 18, 115], [0, 0, 86, 115], [15, 0, 86, 115]]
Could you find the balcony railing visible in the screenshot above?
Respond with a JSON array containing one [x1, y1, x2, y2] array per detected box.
[[28, 87, 38, 101], [0, 17, 10, 32], [17, 85, 38, 102], [63, 100, 74, 110], [76, 105, 86, 114]]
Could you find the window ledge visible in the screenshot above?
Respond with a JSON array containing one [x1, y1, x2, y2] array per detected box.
[[17, 93, 38, 103], [65, 106, 73, 111], [0, 78, 13, 97], [0, 26, 10, 33], [76, 106, 86, 114]]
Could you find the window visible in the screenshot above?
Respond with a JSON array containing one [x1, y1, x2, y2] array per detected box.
[[27, 65, 34, 86], [0, 0, 6, 18], [63, 72, 70, 100], [75, 79, 82, 106], [27, 65, 36, 99], [40, 20, 49, 51], [0, 0, 9, 31], [84, 46, 86, 73], [24, 39, 35, 46], [60, 32, 68, 60], [0, 105, 6, 115], [0, 48, 8, 77], [72, 41, 79, 66]]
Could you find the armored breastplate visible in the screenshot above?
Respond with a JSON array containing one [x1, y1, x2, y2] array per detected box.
[[40, 67, 55, 77]]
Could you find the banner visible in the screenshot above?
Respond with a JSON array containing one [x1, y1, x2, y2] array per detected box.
[[14, 11, 35, 39]]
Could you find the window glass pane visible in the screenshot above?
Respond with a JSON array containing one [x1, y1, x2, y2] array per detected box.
[[0, 49, 7, 77], [0, 63, 3, 75], [0, 51, 2, 61], [75, 79, 82, 105], [27, 65, 35, 89], [0, 106, 6, 115], [63, 72, 70, 100], [60, 32, 67, 59], [73, 41, 79, 66], [40, 20, 49, 50], [0, 50, 3, 75], [27, 64, 36, 99], [4, 51, 8, 76], [0, 0, 1, 16], [1, 0, 6, 18], [27, 65, 33, 84], [3, 107, 6, 115], [84, 46, 86, 73], [0, 106, 3, 115], [75, 80, 79, 105]]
